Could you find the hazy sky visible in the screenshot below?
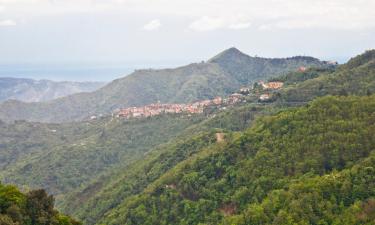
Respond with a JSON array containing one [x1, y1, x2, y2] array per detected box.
[[1, 0, 375, 67]]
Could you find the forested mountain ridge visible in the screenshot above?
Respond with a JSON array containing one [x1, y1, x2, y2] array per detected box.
[[208, 47, 323, 84], [0, 77, 105, 103], [0, 48, 327, 123]]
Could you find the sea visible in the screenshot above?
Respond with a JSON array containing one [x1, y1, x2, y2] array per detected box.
[[0, 62, 181, 82]]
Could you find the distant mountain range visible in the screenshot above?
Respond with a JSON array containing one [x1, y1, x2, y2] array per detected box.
[[0, 77, 105, 103], [0, 48, 329, 123]]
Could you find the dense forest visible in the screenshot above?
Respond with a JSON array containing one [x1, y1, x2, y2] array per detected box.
[[0, 183, 80, 225]]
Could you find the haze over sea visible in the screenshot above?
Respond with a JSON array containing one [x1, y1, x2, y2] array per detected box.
[[0, 56, 349, 83], [0, 62, 184, 82]]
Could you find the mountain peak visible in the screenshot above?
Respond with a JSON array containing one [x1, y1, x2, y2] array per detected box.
[[222, 47, 243, 54], [208, 47, 249, 63]]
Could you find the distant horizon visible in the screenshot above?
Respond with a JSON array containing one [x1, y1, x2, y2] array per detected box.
[[0, 61, 186, 82], [0, 50, 353, 82]]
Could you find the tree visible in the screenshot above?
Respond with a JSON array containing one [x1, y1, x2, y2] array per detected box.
[[25, 189, 56, 225]]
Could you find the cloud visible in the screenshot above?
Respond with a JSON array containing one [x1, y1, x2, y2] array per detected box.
[[258, 15, 372, 31], [259, 20, 317, 30], [229, 22, 251, 30], [189, 16, 224, 31], [189, 16, 251, 31], [0, 19, 16, 26], [142, 19, 161, 31]]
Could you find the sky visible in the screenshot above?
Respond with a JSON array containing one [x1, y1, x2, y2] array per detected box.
[[0, 0, 375, 81]]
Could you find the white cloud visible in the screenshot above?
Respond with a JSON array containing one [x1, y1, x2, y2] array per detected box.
[[0, 19, 16, 26], [258, 24, 272, 31], [189, 15, 251, 31], [229, 22, 251, 30], [142, 19, 161, 31], [189, 16, 224, 31]]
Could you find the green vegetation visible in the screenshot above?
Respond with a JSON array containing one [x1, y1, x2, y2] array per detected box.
[[60, 132, 218, 224], [0, 48, 326, 123], [0, 183, 80, 225], [97, 95, 375, 225], [0, 114, 207, 196], [268, 67, 335, 85], [280, 50, 375, 101], [58, 103, 279, 224], [224, 156, 375, 225], [209, 48, 326, 84]]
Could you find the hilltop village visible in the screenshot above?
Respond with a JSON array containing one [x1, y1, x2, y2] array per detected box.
[[115, 80, 284, 119], [117, 96, 228, 119]]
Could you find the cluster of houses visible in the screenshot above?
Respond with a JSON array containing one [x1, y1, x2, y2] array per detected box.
[[114, 80, 287, 119], [259, 81, 284, 90], [117, 102, 210, 119], [116, 95, 244, 119], [116, 93, 247, 119], [257, 81, 284, 101]]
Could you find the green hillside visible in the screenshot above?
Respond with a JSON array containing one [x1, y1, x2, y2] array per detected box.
[[0, 183, 80, 225], [56, 103, 280, 222], [0, 48, 326, 123], [60, 132, 219, 224], [0, 114, 206, 196], [279, 50, 375, 101], [97, 95, 375, 225]]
